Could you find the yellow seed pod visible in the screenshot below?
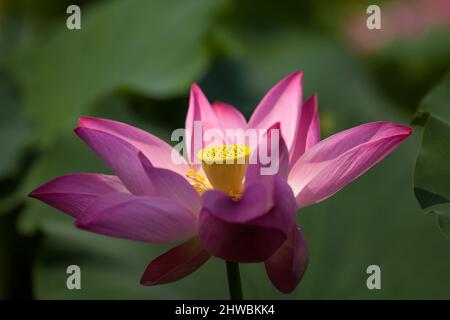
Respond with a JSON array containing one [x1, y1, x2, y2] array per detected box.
[[197, 145, 251, 195]]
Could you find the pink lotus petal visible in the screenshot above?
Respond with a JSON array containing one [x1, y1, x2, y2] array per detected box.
[[213, 102, 247, 130], [288, 122, 412, 207], [78, 117, 188, 176], [265, 226, 309, 294], [76, 193, 197, 243], [185, 84, 224, 164], [247, 72, 303, 151], [141, 236, 210, 285], [199, 176, 296, 262], [29, 173, 128, 218], [75, 127, 154, 195], [139, 152, 200, 214], [245, 123, 289, 198], [289, 94, 320, 169]]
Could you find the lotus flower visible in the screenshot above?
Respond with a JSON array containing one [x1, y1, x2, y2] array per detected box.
[[29, 72, 412, 295]]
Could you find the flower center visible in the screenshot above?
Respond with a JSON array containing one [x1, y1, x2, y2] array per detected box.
[[196, 145, 251, 196], [186, 169, 212, 196]]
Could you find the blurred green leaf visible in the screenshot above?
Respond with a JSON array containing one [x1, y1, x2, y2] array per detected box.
[[0, 71, 33, 180], [418, 73, 450, 121], [367, 28, 450, 113], [437, 207, 450, 238], [413, 73, 450, 238], [414, 117, 450, 209], [377, 29, 450, 77], [214, 28, 404, 133], [10, 0, 223, 145]]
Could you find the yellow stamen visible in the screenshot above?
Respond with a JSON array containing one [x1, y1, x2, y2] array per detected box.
[[186, 169, 212, 196], [197, 145, 251, 195]]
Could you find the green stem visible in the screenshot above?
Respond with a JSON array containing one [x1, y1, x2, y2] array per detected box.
[[226, 261, 243, 300]]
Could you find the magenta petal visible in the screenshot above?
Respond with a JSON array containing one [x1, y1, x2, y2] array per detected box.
[[140, 236, 210, 285], [75, 127, 155, 195], [199, 176, 297, 262], [29, 173, 128, 218], [202, 183, 271, 222], [288, 121, 412, 207], [76, 193, 197, 243], [265, 226, 309, 294], [139, 153, 200, 213], [213, 102, 246, 130], [185, 84, 223, 164], [247, 72, 303, 150], [289, 94, 320, 169], [245, 122, 290, 191], [78, 117, 188, 176]]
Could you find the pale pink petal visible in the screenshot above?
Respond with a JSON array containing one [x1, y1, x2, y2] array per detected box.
[[140, 237, 210, 285], [76, 193, 197, 243], [247, 72, 303, 150], [289, 94, 320, 169], [139, 153, 200, 214], [185, 84, 224, 164], [199, 176, 296, 262], [75, 127, 153, 195], [265, 226, 309, 294], [288, 122, 412, 207], [78, 117, 188, 176], [29, 173, 128, 218], [213, 102, 246, 130]]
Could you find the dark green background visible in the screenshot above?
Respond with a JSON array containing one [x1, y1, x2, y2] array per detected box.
[[0, 0, 449, 299]]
